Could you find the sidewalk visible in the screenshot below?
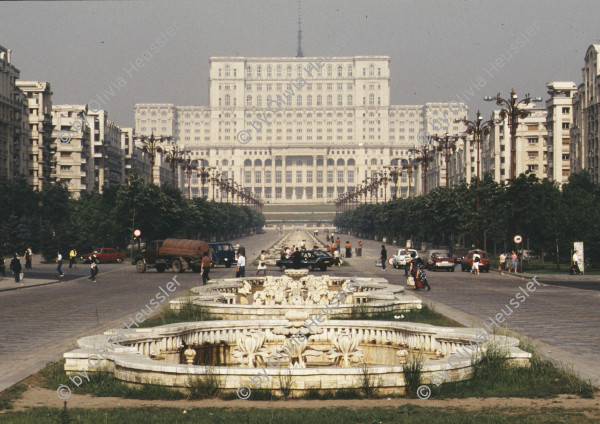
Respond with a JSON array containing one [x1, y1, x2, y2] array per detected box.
[[0, 276, 60, 292]]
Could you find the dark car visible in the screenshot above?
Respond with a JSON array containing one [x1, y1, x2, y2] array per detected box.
[[81, 248, 126, 264], [427, 251, 455, 272], [461, 250, 490, 272], [452, 249, 470, 264], [276, 250, 334, 271], [208, 242, 236, 268]]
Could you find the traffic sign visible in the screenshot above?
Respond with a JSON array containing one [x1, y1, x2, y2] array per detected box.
[[514, 235, 522, 244]]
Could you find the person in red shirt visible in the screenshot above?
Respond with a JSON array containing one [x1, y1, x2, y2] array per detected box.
[[201, 253, 212, 285]]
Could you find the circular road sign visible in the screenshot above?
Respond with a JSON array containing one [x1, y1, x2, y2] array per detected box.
[[134, 229, 141, 237], [514, 235, 522, 244]]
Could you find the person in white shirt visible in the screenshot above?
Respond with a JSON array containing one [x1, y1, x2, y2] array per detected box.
[[472, 252, 480, 275], [236, 251, 246, 278], [571, 250, 582, 275], [256, 250, 267, 276], [56, 251, 64, 277]]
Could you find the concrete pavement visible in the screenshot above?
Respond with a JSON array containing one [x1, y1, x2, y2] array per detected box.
[[330, 232, 600, 385]]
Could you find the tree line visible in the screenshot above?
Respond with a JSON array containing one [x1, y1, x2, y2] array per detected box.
[[334, 171, 600, 267], [0, 169, 265, 260]]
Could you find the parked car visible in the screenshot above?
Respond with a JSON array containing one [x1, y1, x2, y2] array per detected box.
[[392, 248, 418, 269], [81, 248, 126, 264], [426, 251, 455, 272], [452, 249, 470, 264], [208, 242, 236, 268], [461, 250, 490, 272], [276, 250, 334, 271]]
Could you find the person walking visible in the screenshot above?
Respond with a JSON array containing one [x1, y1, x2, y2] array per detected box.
[[571, 250, 583, 275], [335, 237, 341, 252], [69, 248, 78, 268], [510, 251, 518, 273], [10, 254, 22, 283], [24, 247, 33, 269], [409, 252, 430, 291], [201, 252, 212, 284], [345, 241, 352, 258], [333, 248, 341, 267], [56, 251, 64, 277], [403, 248, 410, 276], [236, 250, 246, 278], [380, 245, 387, 271], [472, 251, 481, 275], [89, 261, 99, 282], [357, 240, 363, 257], [256, 250, 267, 276], [498, 252, 506, 275], [292, 247, 302, 269]]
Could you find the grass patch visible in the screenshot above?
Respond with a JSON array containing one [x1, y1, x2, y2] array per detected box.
[[137, 300, 218, 328], [402, 352, 424, 398], [431, 342, 596, 399], [36, 360, 185, 400], [187, 366, 223, 399], [2, 406, 599, 423], [0, 384, 27, 411], [345, 304, 463, 327]]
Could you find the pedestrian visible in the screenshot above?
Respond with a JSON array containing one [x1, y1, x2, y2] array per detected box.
[[510, 251, 518, 273], [345, 241, 352, 258], [234, 242, 240, 255], [571, 250, 583, 275], [292, 247, 302, 269], [335, 237, 341, 252], [10, 254, 22, 283], [333, 248, 340, 267], [56, 251, 64, 277], [256, 250, 267, 276], [380, 245, 387, 271], [201, 252, 212, 284], [24, 247, 33, 269], [301, 240, 306, 250], [69, 248, 78, 268], [404, 248, 410, 276], [409, 252, 430, 291], [0, 254, 6, 277], [472, 251, 481, 275], [499, 252, 506, 275], [357, 240, 363, 257], [89, 260, 99, 282], [236, 250, 246, 278]]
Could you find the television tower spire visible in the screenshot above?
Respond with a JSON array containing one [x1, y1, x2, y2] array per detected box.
[[296, 0, 304, 57]]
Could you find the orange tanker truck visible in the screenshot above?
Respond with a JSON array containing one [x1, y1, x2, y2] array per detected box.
[[135, 238, 215, 273]]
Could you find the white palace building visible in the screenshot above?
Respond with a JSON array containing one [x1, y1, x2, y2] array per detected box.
[[134, 56, 468, 203]]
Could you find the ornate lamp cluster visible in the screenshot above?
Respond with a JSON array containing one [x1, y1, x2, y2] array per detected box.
[[213, 174, 263, 211], [334, 171, 390, 213]]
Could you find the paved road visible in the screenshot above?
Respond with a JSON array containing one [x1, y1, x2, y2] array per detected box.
[[1, 229, 598, 395], [329, 233, 600, 384], [0, 230, 279, 392]]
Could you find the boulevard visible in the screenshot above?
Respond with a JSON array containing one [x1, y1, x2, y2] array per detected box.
[[0, 229, 598, 393]]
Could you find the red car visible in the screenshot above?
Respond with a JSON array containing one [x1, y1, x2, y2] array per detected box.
[[461, 250, 490, 272], [81, 248, 126, 264], [427, 251, 455, 272]]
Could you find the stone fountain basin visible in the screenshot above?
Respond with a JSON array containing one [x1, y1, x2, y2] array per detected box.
[[64, 320, 530, 395], [170, 276, 422, 320]]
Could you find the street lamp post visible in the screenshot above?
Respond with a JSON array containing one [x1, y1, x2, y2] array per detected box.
[[163, 144, 185, 186], [182, 157, 198, 199], [432, 132, 460, 193], [411, 146, 435, 195], [484, 89, 542, 180], [198, 164, 213, 198], [134, 132, 171, 184]]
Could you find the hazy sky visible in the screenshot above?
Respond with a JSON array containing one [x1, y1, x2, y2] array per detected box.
[[2, 0, 598, 127]]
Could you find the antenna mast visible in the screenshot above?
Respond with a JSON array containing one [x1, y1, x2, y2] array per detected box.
[[296, 0, 304, 57]]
